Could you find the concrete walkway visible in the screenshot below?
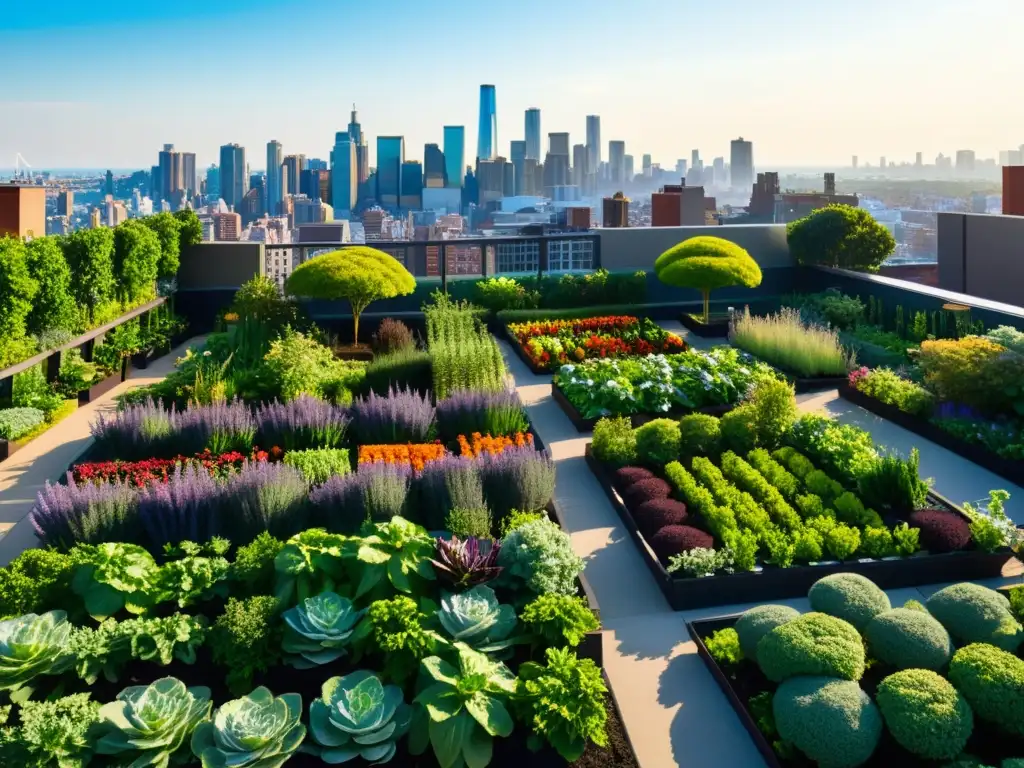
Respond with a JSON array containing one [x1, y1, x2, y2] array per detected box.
[[0, 336, 205, 564], [502, 322, 1024, 768]]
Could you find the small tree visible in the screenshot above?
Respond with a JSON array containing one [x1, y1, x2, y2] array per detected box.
[[0, 236, 38, 354], [654, 236, 762, 323], [63, 228, 116, 325], [113, 220, 161, 305], [173, 209, 203, 251], [787, 204, 895, 272], [25, 236, 78, 334], [285, 246, 415, 344], [143, 212, 182, 279]]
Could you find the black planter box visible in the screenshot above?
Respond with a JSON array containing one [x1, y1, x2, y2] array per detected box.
[[584, 445, 1015, 611], [679, 312, 731, 338], [502, 324, 552, 375], [838, 382, 1024, 486], [0, 437, 23, 463], [552, 381, 735, 433], [78, 363, 126, 405], [790, 375, 848, 394]]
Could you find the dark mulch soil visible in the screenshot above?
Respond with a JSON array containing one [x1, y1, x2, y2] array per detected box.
[[571, 694, 639, 768]]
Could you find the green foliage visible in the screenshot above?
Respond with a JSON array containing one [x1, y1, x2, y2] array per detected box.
[[0, 407, 45, 441], [70, 542, 161, 620], [663, 460, 737, 539], [591, 416, 638, 466], [283, 447, 351, 485], [785, 288, 865, 330], [859, 526, 895, 558], [230, 532, 284, 598], [852, 367, 934, 416], [756, 612, 865, 682], [361, 347, 433, 397], [788, 414, 878, 486], [747, 448, 800, 501], [209, 596, 284, 695], [734, 604, 801, 660], [793, 528, 824, 562], [353, 516, 436, 599], [0, 610, 71, 692], [654, 236, 762, 322], [142, 212, 182, 280], [808, 572, 891, 631], [948, 643, 1024, 737], [308, 671, 409, 764], [634, 418, 680, 465], [272, 529, 348, 606], [499, 510, 545, 538], [666, 545, 735, 577], [513, 646, 608, 762], [370, 317, 416, 355], [425, 296, 506, 399], [286, 247, 416, 343], [112, 219, 160, 304], [786, 203, 896, 272], [919, 336, 1024, 417], [519, 594, 598, 649], [0, 237, 38, 363], [0, 549, 74, 620], [747, 378, 798, 449], [497, 518, 584, 596], [62, 228, 116, 324], [824, 523, 862, 561], [892, 522, 921, 556], [282, 591, 364, 669], [263, 327, 364, 402], [963, 489, 1016, 554], [772, 676, 883, 768], [358, 596, 444, 685], [857, 448, 929, 516], [438, 585, 518, 653], [720, 451, 802, 531], [191, 687, 306, 768], [445, 507, 493, 540], [926, 583, 1024, 652], [704, 627, 743, 666], [173, 208, 203, 250], [475, 276, 540, 312], [0, 692, 100, 768], [731, 307, 852, 377], [94, 677, 212, 766], [24, 237, 78, 335], [985, 325, 1024, 355], [864, 607, 953, 671], [677, 413, 721, 457]]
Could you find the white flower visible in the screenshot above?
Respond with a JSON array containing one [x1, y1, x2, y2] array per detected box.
[[203, 350, 212, 357], [561, 364, 576, 375], [605, 380, 619, 388]]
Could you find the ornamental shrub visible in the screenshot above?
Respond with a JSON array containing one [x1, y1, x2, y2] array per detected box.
[[634, 418, 681, 465], [786, 203, 895, 272], [620, 477, 672, 513], [0, 236, 38, 362], [24, 236, 78, 335], [746, 378, 798, 450], [654, 236, 762, 323], [285, 246, 415, 343], [0, 407, 45, 441], [112, 219, 160, 304], [593, 417, 638, 467], [142, 211, 182, 280], [948, 643, 1024, 737], [361, 347, 433, 397], [497, 518, 584, 596], [772, 676, 882, 768], [910, 508, 972, 553], [747, 448, 800, 501], [370, 317, 415, 355], [757, 612, 865, 682], [876, 669, 973, 760], [919, 336, 1024, 416], [678, 413, 721, 458], [633, 498, 688, 539], [926, 583, 1024, 652], [824, 523, 861, 561], [734, 604, 801, 660], [62, 227, 116, 325], [808, 572, 891, 632], [719, 405, 758, 455], [612, 466, 654, 491], [648, 525, 714, 564], [704, 628, 743, 666], [864, 607, 953, 671]]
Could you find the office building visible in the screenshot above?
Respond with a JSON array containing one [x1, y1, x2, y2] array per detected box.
[[56, 189, 74, 216], [424, 143, 446, 187], [240, 182, 264, 224], [105, 196, 128, 227], [89, 208, 102, 229], [266, 141, 283, 216], [205, 165, 220, 201], [330, 131, 357, 218], [642, 154, 652, 177], [772, 173, 858, 223], [1004, 166, 1024, 216], [544, 152, 569, 192], [443, 126, 465, 189], [181, 153, 196, 197], [293, 195, 333, 226], [151, 165, 161, 201], [956, 150, 976, 174], [376, 136, 405, 208], [916, 152, 923, 167], [730, 137, 754, 192], [880, 157, 886, 170], [567, 206, 591, 229], [158, 144, 178, 203], [602, 194, 629, 227], [586, 115, 601, 174], [525, 108, 541, 161], [219, 143, 246, 210], [713, 157, 725, 186], [477, 85, 497, 160], [510, 141, 527, 196], [283, 155, 305, 195], [0, 185, 45, 238], [625, 155, 634, 183], [301, 169, 330, 202], [307, 159, 327, 171], [549, 132, 570, 157], [572, 144, 588, 190], [476, 157, 509, 205], [105, 170, 114, 197], [852, 155, 858, 169], [400, 161, 423, 210], [348, 106, 369, 183], [608, 140, 626, 185], [652, 182, 714, 226], [213, 211, 241, 241]]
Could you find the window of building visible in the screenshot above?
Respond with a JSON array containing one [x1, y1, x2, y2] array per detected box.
[[548, 239, 594, 272], [496, 241, 539, 273]]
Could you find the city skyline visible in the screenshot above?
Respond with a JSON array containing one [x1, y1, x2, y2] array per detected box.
[[3, 0, 1023, 170]]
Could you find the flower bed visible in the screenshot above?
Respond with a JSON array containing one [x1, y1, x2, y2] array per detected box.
[[71, 449, 262, 486], [506, 315, 686, 373], [689, 574, 1024, 767], [458, 431, 535, 457], [357, 442, 447, 471]]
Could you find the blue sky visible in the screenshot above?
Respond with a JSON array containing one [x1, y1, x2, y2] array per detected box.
[[2, 0, 1021, 170]]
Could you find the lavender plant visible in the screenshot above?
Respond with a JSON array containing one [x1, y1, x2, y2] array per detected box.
[[479, 446, 556, 523], [175, 400, 257, 455], [255, 395, 350, 451], [30, 476, 139, 550], [137, 465, 224, 549], [417, 455, 486, 530], [435, 388, 529, 443], [92, 399, 175, 461], [222, 461, 308, 544], [309, 463, 412, 533], [350, 385, 434, 444]]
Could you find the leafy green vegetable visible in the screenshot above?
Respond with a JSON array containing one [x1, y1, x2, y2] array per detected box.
[[704, 628, 743, 666], [438, 585, 518, 654], [231, 532, 284, 598], [282, 591, 364, 668], [519, 594, 598, 649], [191, 687, 306, 768], [353, 517, 436, 599], [352, 596, 445, 685], [155, 539, 230, 609], [497, 518, 584, 597], [0, 692, 100, 768], [0, 610, 71, 693], [70, 542, 160, 620], [0, 549, 75, 620], [210, 597, 284, 696], [273, 529, 348, 606], [308, 670, 410, 764]]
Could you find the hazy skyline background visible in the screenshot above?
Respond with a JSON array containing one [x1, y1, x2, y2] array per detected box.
[[3, 0, 1022, 171]]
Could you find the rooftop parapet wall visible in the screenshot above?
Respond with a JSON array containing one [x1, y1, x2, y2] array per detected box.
[[595, 223, 792, 271]]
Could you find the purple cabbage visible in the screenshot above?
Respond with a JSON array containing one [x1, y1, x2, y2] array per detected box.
[[310, 462, 412, 533], [175, 400, 257, 456], [435, 388, 529, 443], [478, 446, 556, 523], [30, 474, 139, 550], [91, 398, 175, 461], [221, 460, 309, 544], [430, 535, 502, 590], [351, 385, 435, 444], [255, 396, 351, 451], [417, 455, 486, 530], [137, 464, 223, 549]]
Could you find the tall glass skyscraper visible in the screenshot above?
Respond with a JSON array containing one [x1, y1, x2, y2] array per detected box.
[[266, 140, 283, 216], [443, 126, 465, 188], [586, 116, 601, 173], [331, 132, 356, 218], [376, 136, 405, 208], [219, 143, 246, 210], [477, 85, 497, 161], [525, 108, 541, 161]]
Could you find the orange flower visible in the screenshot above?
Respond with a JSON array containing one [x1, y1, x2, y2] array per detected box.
[[358, 443, 447, 472], [458, 432, 534, 457]]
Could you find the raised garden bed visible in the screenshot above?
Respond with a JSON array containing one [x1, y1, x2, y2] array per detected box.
[[679, 312, 731, 338], [503, 323, 551, 375], [78, 359, 127, 404], [130, 331, 190, 370], [838, 381, 1024, 486], [585, 445, 1014, 610], [333, 343, 375, 362], [552, 382, 734, 433]]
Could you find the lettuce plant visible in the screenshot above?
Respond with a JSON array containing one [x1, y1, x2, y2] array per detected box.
[[94, 677, 212, 766], [352, 596, 445, 685], [70, 542, 161, 620], [155, 539, 231, 608], [273, 529, 349, 605], [353, 517, 436, 599], [438, 585, 518, 654], [282, 591, 364, 668], [0, 610, 72, 693], [191, 687, 306, 768], [307, 670, 410, 764], [410, 643, 516, 768], [431, 536, 502, 591], [519, 594, 599, 649]]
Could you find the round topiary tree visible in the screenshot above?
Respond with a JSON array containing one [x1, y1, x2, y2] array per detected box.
[[808, 572, 891, 632], [925, 582, 1024, 652], [948, 643, 1024, 737], [757, 612, 865, 682], [786, 203, 896, 273], [864, 607, 954, 671], [734, 604, 801, 660], [653, 236, 762, 323], [875, 669, 973, 760], [285, 246, 415, 344]]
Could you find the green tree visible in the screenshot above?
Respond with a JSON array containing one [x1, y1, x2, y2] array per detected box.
[[285, 246, 415, 344], [142, 212, 181, 279], [787, 203, 896, 272], [654, 235, 762, 322], [25, 236, 78, 334], [0, 237, 38, 363], [62, 227, 116, 325], [173, 209, 203, 250], [113, 220, 161, 305]]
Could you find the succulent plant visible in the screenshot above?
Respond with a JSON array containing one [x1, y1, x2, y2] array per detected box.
[[191, 686, 306, 768], [438, 585, 518, 654], [0, 610, 72, 692], [282, 591, 364, 668], [94, 677, 213, 767], [430, 535, 502, 590], [307, 670, 411, 764]]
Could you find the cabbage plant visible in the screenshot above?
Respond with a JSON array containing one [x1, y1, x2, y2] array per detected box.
[[94, 677, 212, 766], [307, 670, 411, 764], [438, 585, 518, 654], [353, 517, 436, 599], [0, 610, 72, 693], [282, 591, 364, 668], [192, 686, 305, 768], [71, 542, 161, 620]]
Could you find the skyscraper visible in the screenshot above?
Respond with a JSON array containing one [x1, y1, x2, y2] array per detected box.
[[158, 144, 183, 203], [477, 85, 497, 161], [219, 143, 246, 210], [956, 150, 976, 174], [400, 161, 423, 209], [642, 154, 652, 176], [525, 108, 541, 161], [283, 155, 305, 195], [572, 144, 588, 189], [348, 106, 369, 183], [266, 141, 283, 216], [608, 141, 626, 185], [549, 132, 570, 157], [510, 141, 527, 196], [730, 138, 754, 192], [624, 155, 634, 183], [376, 136, 405, 208], [105, 170, 114, 196], [330, 131, 356, 218], [424, 144, 446, 187], [443, 126, 465, 189], [915, 152, 923, 167], [586, 116, 601, 174]]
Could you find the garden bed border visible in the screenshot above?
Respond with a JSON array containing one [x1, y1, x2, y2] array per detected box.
[[679, 312, 730, 338], [129, 331, 190, 371], [584, 444, 1015, 610], [551, 381, 735, 433], [838, 381, 1024, 486], [502, 324, 552, 375], [78, 359, 128, 405]]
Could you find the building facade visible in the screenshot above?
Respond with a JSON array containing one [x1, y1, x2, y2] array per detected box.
[[586, 115, 601, 174], [376, 136, 405, 208], [525, 108, 541, 161], [730, 137, 753, 192], [266, 140, 283, 216], [219, 143, 246, 210], [477, 85, 497, 160], [331, 132, 357, 218], [0, 185, 45, 238], [608, 141, 626, 186], [443, 126, 465, 189]]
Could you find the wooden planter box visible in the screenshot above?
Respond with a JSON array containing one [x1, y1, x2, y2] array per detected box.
[[584, 444, 1015, 611], [679, 312, 731, 338], [552, 381, 735, 433], [78, 361, 126, 405], [838, 382, 1024, 486], [333, 345, 375, 362]]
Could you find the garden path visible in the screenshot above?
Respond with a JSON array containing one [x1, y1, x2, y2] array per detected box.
[[0, 335, 207, 565]]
